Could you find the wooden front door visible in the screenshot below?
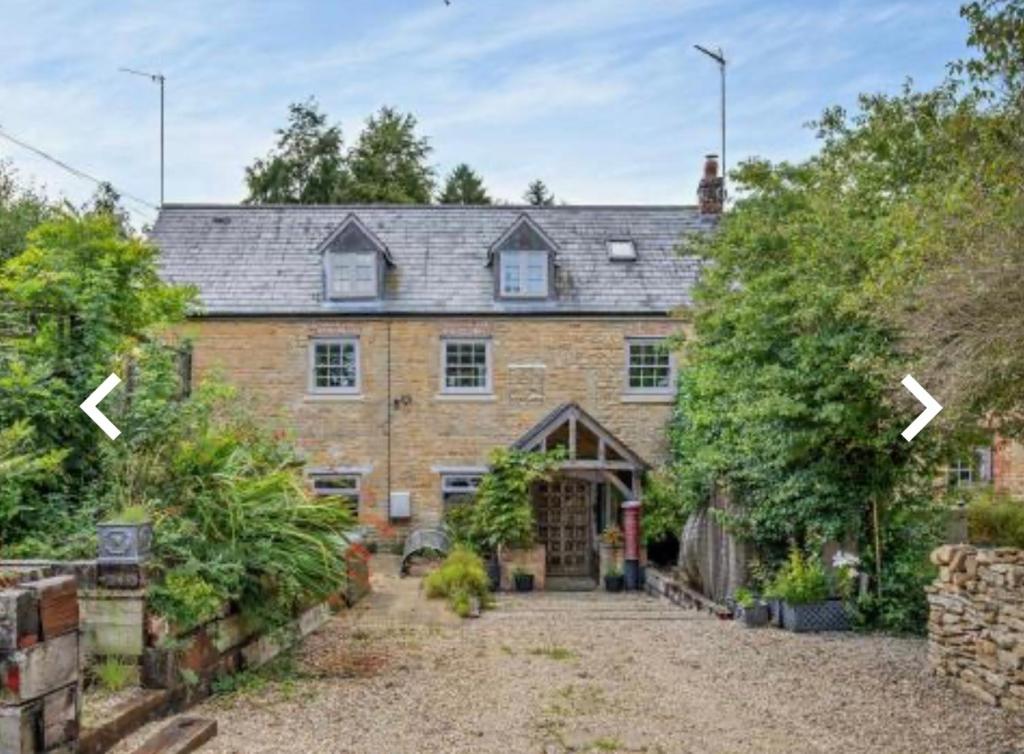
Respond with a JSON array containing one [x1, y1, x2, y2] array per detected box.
[[535, 477, 593, 577]]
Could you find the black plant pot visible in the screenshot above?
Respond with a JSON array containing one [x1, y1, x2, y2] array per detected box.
[[513, 573, 535, 592], [736, 602, 771, 628], [604, 574, 625, 593], [486, 555, 501, 592]]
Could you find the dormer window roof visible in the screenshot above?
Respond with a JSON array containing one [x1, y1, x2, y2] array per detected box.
[[318, 214, 393, 301], [488, 214, 557, 300]]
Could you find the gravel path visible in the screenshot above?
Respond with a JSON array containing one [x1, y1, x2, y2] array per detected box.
[[113, 560, 1024, 754]]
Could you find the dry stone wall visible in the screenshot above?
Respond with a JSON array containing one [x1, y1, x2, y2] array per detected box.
[[927, 545, 1024, 711]]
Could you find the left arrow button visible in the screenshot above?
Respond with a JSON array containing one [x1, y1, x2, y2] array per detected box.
[[80, 373, 122, 440]]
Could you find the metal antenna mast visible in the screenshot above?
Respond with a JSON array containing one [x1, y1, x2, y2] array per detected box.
[[693, 44, 726, 200], [119, 67, 166, 206]]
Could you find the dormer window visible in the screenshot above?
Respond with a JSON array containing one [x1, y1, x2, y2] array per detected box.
[[501, 250, 548, 297], [319, 214, 394, 301], [330, 251, 377, 298], [489, 214, 557, 300]]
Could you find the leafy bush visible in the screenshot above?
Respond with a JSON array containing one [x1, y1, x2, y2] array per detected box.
[[733, 586, 756, 609], [967, 489, 1024, 548], [852, 495, 945, 634], [769, 549, 830, 605], [424, 546, 491, 617]]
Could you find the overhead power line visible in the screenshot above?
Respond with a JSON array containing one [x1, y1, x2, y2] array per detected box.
[[0, 125, 159, 214]]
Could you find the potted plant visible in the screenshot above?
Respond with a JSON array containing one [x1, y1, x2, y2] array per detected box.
[[599, 524, 625, 588], [770, 549, 849, 633], [733, 587, 770, 628], [604, 563, 625, 592], [97, 504, 153, 564], [512, 567, 535, 592]]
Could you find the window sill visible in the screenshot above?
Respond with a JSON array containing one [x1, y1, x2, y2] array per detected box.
[[304, 393, 364, 403], [620, 393, 675, 404], [434, 393, 497, 403]]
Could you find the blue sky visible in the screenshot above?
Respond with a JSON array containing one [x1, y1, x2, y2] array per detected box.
[[1, 1, 968, 224]]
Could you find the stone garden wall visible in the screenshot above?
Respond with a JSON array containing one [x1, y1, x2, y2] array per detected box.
[[927, 545, 1024, 711]]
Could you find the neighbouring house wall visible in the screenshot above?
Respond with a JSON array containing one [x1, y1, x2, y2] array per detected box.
[[927, 545, 1024, 712], [182, 315, 683, 537], [994, 436, 1024, 500]]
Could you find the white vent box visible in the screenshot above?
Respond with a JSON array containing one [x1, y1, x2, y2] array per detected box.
[[389, 491, 411, 520]]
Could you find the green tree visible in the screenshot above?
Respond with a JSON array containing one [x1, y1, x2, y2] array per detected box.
[[438, 163, 491, 204], [0, 214, 193, 542], [523, 179, 554, 206], [669, 0, 1023, 633], [0, 161, 51, 264], [346, 107, 435, 203], [244, 98, 350, 204]]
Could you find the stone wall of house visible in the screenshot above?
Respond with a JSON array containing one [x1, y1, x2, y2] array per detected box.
[[927, 545, 1024, 711], [184, 315, 683, 537]]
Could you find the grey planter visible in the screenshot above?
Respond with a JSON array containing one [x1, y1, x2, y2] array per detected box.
[[782, 599, 849, 633], [736, 602, 771, 628], [767, 598, 784, 627], [97, 521, 153, 564]]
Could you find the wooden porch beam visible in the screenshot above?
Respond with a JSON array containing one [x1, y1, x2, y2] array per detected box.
[[598, 471, 630, 499]]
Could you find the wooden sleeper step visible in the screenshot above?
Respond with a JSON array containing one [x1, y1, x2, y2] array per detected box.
[[130, 716, 217, 754]]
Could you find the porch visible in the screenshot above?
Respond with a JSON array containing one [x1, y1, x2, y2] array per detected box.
[[513, 403, 648, 589]]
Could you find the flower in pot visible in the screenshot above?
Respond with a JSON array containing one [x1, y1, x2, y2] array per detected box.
[[97, 504, 153, 564], [733, 586, 770, 627], [604, 563, 625, 592], [600, 525, 624, 547], [512, 567, 535, 592], [770, 549, 849, 633]]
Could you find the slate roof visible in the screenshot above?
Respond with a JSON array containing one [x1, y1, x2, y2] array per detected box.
[[151, 204, 710, 316]]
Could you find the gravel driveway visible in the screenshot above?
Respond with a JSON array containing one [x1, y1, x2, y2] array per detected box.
[[114, 558, 1024, 754]]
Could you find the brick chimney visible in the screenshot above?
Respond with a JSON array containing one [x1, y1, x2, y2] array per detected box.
[[697, 154, 724, 215]]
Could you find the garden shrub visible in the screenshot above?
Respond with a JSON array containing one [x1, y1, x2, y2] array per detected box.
[[967, 489, 1024, 548], [424, 546, 491, 617], [768, 549, 829, 604]]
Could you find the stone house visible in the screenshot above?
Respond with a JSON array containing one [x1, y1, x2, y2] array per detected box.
[[151, 190, 716, 579]]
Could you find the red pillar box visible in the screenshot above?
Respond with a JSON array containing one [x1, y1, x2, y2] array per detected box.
[[621, 500, 642, 590]]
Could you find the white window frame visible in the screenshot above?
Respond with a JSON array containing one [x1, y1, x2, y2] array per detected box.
[[327, 250, 378, 299], [440, 338, 493, 395], [441, 472, 484, 508], [309, 337, 361, 394], [310, 472, 361, 514], [499, 250, 548, 298], [625, 337, 676, 395]]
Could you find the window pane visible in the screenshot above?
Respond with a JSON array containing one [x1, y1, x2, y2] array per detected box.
[[444, 341, 488, 390], [330, 252, 376, 298], [501, 250, 546, 296], [314, 341, 358, 390], [628, 341, 671, 391]]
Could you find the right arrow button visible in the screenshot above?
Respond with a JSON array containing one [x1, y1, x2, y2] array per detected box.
[[900, 374, 942, 442]]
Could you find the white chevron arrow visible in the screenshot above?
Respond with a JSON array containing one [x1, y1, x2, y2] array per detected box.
[[900, 374, 942, 442], [80, 373, 122, 440]]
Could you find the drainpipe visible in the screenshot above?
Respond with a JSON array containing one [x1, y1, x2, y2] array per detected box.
[[386, 319, 393, 520]]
